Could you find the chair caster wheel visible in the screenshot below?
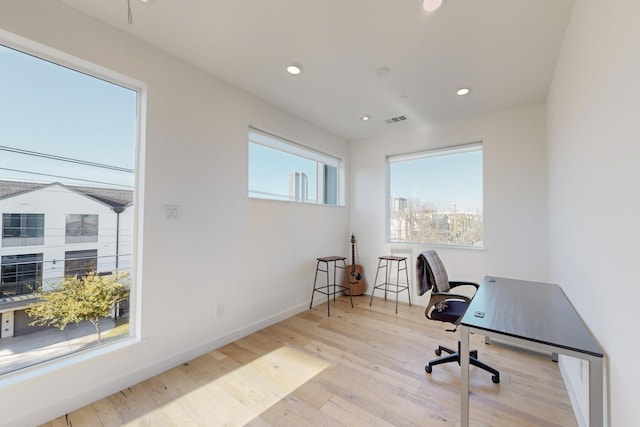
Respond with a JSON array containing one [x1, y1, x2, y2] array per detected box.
[[435, 348, 441, 356], [425, 365, 432, 374], [492, 375, 500, 384]]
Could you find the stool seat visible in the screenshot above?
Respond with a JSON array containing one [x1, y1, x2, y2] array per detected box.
[[378, 256, 406, 261], [310, 256, 353, 316], [369, 255, 411, 314], [317, 256, 347, 262]]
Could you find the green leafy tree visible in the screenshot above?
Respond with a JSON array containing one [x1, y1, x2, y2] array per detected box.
[[26, 271, 129, 342]]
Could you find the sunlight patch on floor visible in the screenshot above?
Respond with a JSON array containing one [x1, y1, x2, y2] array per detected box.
[[126, 346, 330, 426]]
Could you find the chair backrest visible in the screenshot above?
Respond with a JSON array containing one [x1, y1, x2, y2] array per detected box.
[[420, 250, 450, 293]]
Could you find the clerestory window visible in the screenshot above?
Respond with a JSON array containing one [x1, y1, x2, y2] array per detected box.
[[248, 128, 343, 205]]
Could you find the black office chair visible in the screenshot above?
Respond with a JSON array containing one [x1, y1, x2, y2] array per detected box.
[[417, 250, 500, 384]]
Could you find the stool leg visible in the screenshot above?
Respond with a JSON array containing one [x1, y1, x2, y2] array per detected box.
[[342, 258, 354, 308], [325, 260, 331, 317], [369, 258, 383, 306], [384, 259, 390, 301], [404, 259, 411, 307], [394, 261, 398, 313], [332, 260, 336, 302], [310, 260, 321, 309]]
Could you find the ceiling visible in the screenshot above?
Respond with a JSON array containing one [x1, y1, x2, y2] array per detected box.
[[59, 0, 574, 141]]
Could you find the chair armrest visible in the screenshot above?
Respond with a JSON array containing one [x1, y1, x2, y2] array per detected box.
[[428, 291, 472, 306], [448, 282, 478, 300], [449, 281, 479, 290]]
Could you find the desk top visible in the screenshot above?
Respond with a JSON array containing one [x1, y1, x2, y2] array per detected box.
[[461, 276, 603, 358]]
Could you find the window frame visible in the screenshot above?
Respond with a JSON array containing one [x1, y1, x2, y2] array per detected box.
[[386, 142, 484, 248], [248, 128, 344, 206], [0, 30, 145, 376]]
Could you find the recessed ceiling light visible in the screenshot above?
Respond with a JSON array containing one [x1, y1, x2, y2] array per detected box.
[[360, 115, 370, 121], [456, 87, 471, 96], [286, 64, 303, 75], [140, 0, 155, 3], [423, 0, 443, 12]]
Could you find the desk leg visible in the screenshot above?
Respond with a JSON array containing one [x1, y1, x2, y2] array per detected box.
[[460, 325, 470, 427], [589, 356, 603, 427]]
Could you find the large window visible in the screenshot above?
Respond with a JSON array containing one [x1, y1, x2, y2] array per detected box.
[[65, 214, 98, 244], [248, 128, 342, 205], [388, 143, 483, 247], [1, 253, 43, 297], [2, 213, 44, 247], [0, 37, 140, 374]]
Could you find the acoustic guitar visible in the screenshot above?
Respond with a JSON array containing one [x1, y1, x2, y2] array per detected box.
[[343, 234, 366, 296]]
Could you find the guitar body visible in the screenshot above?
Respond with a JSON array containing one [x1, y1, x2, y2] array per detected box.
[[343, 264, 366, 295], [343, 234, 366, 296]]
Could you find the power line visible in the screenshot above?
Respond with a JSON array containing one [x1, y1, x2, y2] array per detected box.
[[0, 167, 133, 188], [0, 145, 134, 173]]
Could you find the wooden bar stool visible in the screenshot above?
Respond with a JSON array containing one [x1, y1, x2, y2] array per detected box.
[[310, 256, 353, 317], [369, 255, 411, 314]]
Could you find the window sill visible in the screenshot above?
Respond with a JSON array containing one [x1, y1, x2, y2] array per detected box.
[[0, 333, 139, 387]]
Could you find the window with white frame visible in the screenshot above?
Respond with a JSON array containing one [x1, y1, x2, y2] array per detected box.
[[0, 37, 140, 375], [387, 143, 483, 247], [248, 128, 342, 205]]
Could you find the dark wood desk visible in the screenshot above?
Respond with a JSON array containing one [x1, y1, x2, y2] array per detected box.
[[459, 276, 604, 427]]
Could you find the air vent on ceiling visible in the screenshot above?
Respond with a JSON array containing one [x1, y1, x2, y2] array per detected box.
[[385, 115, 407, 124]]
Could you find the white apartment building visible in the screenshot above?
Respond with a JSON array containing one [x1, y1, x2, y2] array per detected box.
[[0, 181, 133, 339], [288, 171, 308, 202]]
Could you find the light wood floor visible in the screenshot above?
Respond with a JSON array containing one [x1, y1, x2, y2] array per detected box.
[[41, 296, 577, 426]]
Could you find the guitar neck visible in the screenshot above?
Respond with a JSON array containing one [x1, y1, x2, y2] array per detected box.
[[351, 236, 356, 272]]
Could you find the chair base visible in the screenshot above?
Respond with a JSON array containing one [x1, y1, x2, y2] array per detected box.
[[425, 342, 500, 384]]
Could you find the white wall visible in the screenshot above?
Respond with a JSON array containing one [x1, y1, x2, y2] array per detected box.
[[546, 0, 640, 425], [350, 103, 549, 305], [0, 1, 349, 425]]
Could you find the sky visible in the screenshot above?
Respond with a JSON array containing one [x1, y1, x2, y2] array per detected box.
[[248, 143, 318, 201], [0, 43, 137, 189], [390, 150, 483, 213]]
